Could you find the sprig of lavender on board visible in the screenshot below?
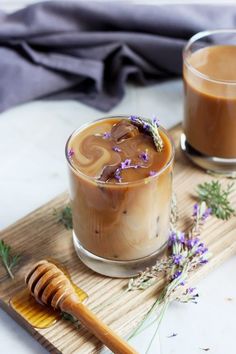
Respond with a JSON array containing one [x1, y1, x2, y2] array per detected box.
[[197, 180, 235, 220], [0, 240, 21, 279], [128, 201, 211, 353], [129, 115, 164, 152]]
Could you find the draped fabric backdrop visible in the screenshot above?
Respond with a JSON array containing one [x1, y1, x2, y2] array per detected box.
[[0, 1, 235, 112]]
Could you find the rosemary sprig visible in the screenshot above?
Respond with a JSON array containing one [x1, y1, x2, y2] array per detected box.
[[54, 205, 73, 230], [129, 116, 164, 152], [197, 180, 235, 220], [0, 240, 21, 279]]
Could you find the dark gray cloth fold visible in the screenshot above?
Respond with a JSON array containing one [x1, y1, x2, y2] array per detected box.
[[0, 2, 236, 113]]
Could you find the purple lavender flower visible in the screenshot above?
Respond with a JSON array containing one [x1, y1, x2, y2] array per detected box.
[[172, 254, 183, 265], [168, 231, 177, 246], [177, 231, 186, 244], [143, 122, 149, 131], [172, 270, 182, 279], [129, 115, 138, 123], [103, 132, 111, 139], [168, 231, 186, 247], [121, 159, 131, 169], [188, 287, 196, 294], [139, 151, 149, 162], [200, 258, 208, 264], [112, 146, 121, 153], [114, 168, 122, 183], [152, 116, 160, 127], [195, 243, 208, 255], [202, 208, 212, 220], [187, 237, 200, 249], [193, 203, 199, 217], [193, 203, 211, 221], [67, 148, 74, 159], [149, 170, 157, 177]]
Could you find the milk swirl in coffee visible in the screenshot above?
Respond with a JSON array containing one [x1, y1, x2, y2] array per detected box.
[[67, 117, 173, 262]]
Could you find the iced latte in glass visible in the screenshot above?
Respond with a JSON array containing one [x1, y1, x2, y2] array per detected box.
[[66, 116, 174, 277]]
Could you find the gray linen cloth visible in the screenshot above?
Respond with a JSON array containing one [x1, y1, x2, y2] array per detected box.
[[0, 2, 236, 112]]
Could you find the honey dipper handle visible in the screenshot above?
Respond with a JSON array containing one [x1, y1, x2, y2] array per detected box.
[[61, 297, 138, 354]]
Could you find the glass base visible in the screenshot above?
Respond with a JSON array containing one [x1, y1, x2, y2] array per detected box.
[[180, 134, 236, 176], [73, 231, 167, 278]]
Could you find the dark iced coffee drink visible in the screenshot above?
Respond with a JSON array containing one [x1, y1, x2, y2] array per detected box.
[[66, 116, 174, 277]]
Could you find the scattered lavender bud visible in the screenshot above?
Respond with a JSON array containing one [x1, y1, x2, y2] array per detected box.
[[67, 148, 74, 159], [188, 287, 196, 294], [121, 159, 131, 169], [139, 151, 149, 162], [103, 132, 111, 139], [149, 170, 157, 177], [112, 146, 121, 152]]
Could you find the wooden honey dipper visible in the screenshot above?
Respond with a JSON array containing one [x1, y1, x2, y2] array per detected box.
[[25, 260, 137, 354]]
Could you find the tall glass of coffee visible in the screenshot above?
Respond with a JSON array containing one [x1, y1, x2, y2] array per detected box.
[[66, 116, 174, 277], [182, 30, 236, 174]]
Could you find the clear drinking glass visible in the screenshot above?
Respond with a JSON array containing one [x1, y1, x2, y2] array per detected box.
[[65, 116, 174, 277], [182, 30, 236, 175]]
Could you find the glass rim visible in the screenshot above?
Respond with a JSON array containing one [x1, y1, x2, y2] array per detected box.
[[183, 29, 236, 85], [65, 115, 175, 187]]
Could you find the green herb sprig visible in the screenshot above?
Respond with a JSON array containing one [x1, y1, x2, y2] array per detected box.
[[61, 312, 80, 327], [55, 205, 73, 230], [197, 180, 235, 220], [0, 240, 21, 279]]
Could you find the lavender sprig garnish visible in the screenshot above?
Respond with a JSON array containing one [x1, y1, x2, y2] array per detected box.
[[128, 201, 211, 351], [129, 115, 164, 152]]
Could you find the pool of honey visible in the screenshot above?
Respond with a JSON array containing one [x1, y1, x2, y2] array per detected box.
[[10, 262, 88, 329]]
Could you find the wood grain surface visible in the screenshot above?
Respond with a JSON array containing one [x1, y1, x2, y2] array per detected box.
[[0, 124, 236, 354]]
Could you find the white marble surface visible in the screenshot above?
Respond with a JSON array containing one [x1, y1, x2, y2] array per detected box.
[[0, 0, 236, 352], [1, 78, 236, 354]]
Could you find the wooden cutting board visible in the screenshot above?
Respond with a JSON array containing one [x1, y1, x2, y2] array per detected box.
[[1, 124, 236, 354]]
